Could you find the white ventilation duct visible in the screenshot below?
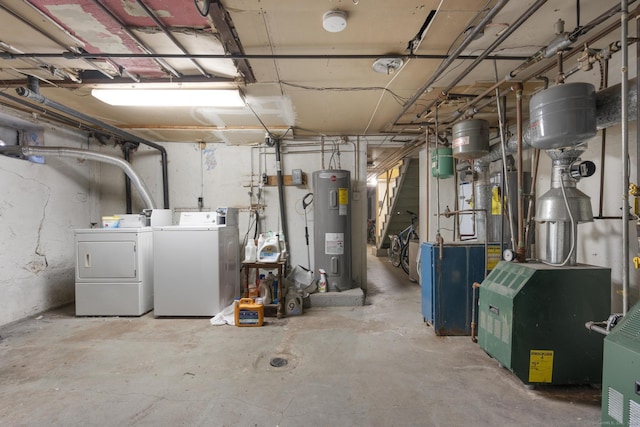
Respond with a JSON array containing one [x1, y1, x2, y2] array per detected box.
[[20, 146, 156, 210]]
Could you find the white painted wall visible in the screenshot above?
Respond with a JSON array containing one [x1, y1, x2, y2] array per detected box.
[[99, 138, 369, 291], [0, 119, 367, 327], [0, 111, 99, 326]]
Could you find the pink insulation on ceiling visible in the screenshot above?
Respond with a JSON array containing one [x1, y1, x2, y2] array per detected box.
[[27, 0, 211, 78]]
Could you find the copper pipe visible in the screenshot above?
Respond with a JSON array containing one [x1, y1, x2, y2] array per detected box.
[[556, 51, 565, 84], [471, 282, 482, 343], [450, 5, 640, 127], [519, 5, 640, 83], [454, 80, 504, 118]]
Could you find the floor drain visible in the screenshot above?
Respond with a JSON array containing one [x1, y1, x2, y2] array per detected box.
[[270, 357, 288, 368]]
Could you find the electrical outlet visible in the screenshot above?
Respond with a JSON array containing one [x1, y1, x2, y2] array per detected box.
[[291, 169, 303, 185]]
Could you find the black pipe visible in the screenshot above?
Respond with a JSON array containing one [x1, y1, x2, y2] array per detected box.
[[0, 52, 531, 61], [122, 144, 133, 214], [15, 87, 170, 209], [599, 59, 609, 218], [274, 139, 289, 263]]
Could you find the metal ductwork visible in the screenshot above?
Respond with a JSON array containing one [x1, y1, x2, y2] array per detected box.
[[536, 148, 594, 265], [20, 146, 156, 210], [14, 87, 170, 209]]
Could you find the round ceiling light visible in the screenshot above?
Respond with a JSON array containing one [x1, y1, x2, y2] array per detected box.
[[372, 57, 404, 74], [322, 10, 348, 33]]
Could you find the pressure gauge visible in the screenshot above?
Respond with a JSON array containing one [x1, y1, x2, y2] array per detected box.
[[503, 249, 514, 262]]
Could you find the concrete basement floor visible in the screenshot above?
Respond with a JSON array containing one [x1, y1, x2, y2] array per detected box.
[[0, 251, 601, 426]]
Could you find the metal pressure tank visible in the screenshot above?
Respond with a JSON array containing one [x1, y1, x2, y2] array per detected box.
[[529, 82, 597, 149], [452, 119, 490, 160], [312, 169, 352, 291]]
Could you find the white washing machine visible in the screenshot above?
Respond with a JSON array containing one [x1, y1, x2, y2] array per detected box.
[[74, 227, 153, 316], [153, 208, 239, 317]]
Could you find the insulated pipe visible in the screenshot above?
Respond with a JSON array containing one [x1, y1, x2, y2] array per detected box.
[[473, 164, 491, 242], [15, 87, 170, 209], [21, 146, 156, 209], [596, 77, 638, 128]]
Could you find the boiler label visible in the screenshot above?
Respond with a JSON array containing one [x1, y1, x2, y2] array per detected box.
[[452, 135, 469, 148], [325, 233, 345, 255], [528, 350, 554, 383], [487, 246, 501, 270], [338, 188, 348, 216]]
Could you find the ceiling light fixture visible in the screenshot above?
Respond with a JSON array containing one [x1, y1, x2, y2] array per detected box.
[[372, 57, 404, 74], [322, 10, 347, 33], [91, 89, 245, 107]]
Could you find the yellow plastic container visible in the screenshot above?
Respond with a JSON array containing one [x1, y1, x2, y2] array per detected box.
[[234, 298, 264, 327]]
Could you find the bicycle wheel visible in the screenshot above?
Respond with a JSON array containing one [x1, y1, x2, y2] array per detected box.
[[388, 236, 401, 267], [400, 243, 410, 274]]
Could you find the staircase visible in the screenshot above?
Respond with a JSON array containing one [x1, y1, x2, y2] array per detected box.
[[376, 157, 420, 250]]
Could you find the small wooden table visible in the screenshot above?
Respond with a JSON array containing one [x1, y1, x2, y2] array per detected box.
[[242, 260, 286, 318]]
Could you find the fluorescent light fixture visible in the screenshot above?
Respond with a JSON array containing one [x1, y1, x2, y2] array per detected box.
[[91, 89, 245, 107]]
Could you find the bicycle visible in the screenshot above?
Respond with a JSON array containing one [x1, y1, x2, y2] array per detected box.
[[387, 210, 419, 274], [367, 219, 376, 245]]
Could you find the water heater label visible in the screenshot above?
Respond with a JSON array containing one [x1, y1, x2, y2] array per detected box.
[[325, 233, 345, 255], [338, 188, 348, 215], [528, 350, 554, 383]]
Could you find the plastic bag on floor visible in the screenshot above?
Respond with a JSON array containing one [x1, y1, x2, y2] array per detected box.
[[209, 303, 235, 326]]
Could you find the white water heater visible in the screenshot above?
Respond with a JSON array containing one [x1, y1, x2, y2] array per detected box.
[[312, 169, 352, 291]]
